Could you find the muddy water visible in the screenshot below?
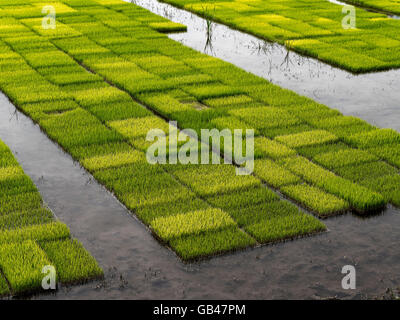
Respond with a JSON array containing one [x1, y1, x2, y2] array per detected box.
[[130, 0, 400, 132], [0, 93, 400, 300]]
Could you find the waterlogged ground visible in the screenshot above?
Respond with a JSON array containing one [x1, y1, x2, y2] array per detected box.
[[0, 93, 399, 300]]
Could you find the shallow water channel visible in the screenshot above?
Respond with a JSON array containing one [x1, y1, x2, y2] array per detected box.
[[0, 0, 399, 300]]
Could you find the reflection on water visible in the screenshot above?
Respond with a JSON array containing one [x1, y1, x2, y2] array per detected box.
[[128, 0, 400, 132]]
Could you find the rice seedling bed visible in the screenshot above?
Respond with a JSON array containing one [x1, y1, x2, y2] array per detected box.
[[0, 136, 102, 297], [160, 0, 400, 72], [0, 0, 399, 263], [340, 0, 400, 16]]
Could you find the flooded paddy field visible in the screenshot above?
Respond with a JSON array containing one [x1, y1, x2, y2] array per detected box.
[[0, 0, 399, 300]]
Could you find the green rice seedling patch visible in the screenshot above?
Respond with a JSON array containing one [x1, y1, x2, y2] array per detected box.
[[0, 192, 42, 215], [0, 152, 20, 169], [183, 83, 244, 100], [0, 175, 37, 196], [21, 99, 79, 120], [244, 213, 326, 244], [67, 142, 131, 160], [22, 51, 77, 68], [0, 166, 24, 181], [93, 162, 162, 185], [43, 124, 123, 150], [227, 201, 301, 227], [165, 74, 214, 86], [0, 240, 51, 294], [335, 161, 398, 183], [81, 150, 144, 171], [109, 116, 170, 139], [203, 95, 254, 109], [296, 141, 349, 158], [169, 226, 256, 260], [41, 239, 103, 284], [0, 208, 53, 231], [282, 156, 385, 212], [120, 181, 194, 210], [254, 159, 301, 188], [0, 222, 70, 244], [148, 21, 187, 33], [2, 83, 71, 105], [254, 136, 296, 159], [88, 100, 151, 121], [340, 0, 400, 16], [150, 208, 236, 241], [136, 197, 211, 225], [46, 72, 102, 86], [173, 164, 260, 196], [313, 149, 378, 169], [281, 184, 350, 217], [72, 86, 132, 107], [206, 186, 279, 210], [229, 106, 301, 129], [139, 94, 194, 117], [275, 130, 338, 148], [309, 115, 375, 130], [347, 128, 400, 148], [210, 116, 258, 135], [368, 144, 400, 168], [360, 175, 400, 206], [328, 124, 378, 142], [261, 124, 314, 139]]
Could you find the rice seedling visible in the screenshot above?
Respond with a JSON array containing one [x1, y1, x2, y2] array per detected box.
[[282, 156, 386, 212], [172, 164, 260, 196], [169, 226, 256, 260], [229, 106, 301, 129], [81, 150, 144, 171], [40, 239, 103, 284], [281, 184, 350, 217], [254, 159, 301, 188], [206, 186, 279, 210], [347, 128, 400, 148], [313, 149, 378, 169], [253, 136, 296, 160], [368, 144, 400, 168], [0, 240, 52, 294], [151, 208, 236, 241], [136, 197, 211, 225], [244, 213, 326, 244], [335, 161, 398, 183], [275, 130, 338, 148]]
